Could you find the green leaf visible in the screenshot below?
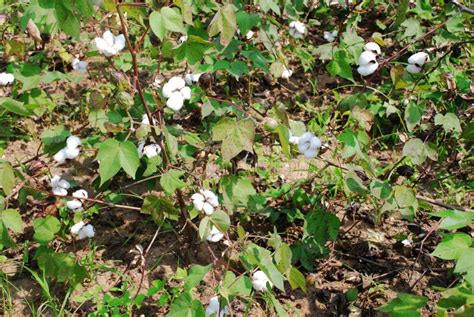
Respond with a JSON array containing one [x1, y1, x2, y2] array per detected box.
[[209, 210, 230, 232], [403, 138, 427, 165], [118, 141, 140, 179], [212, 118, 255, 161], [97, 139, 140, 185], [276, 125, 291, 158], [220, 175, 257, 212], [432, 233, 472, 260], [434, 113, 462, 135], [198, 216, 211, 241], [35, 247, 86, 286], [0, 209, 23, 233], [33, 216, 61, 244], [345, 171, 368, 195], [454, 249, 474, 274], [149, 11, 166, 40], [208, 4, 237, 47], [401, 18, 423, 38], [430, 210, 474, 231], [184, 264, 211, 292], [55, 2, 80, 39], [404, 101, 424, 131], [160, 169, 186, 194], [370, 180, 392, 200], [161, 7, 185, 33], [378, 293, 428, 317], [288, 266, 306, 292], [141, 195, 179, 224], [326, 50, 353, 81], [173, 35, 212, 65], [0, 161, 15, 195], [167, 292, 205, 317], [221, 272, 252, 300], [236, 11, 260, 34], [394, 186, 417, 209], [0, 97, 33, 116]]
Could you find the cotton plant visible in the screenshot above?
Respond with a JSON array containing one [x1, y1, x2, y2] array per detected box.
[[162, 76, 191, 111], [94, 30, 126, 57], [72, 58, 88, 74], [297, 132, 322, 159], [406, 52, 429, 74], [70, 221, 95, 240], [205, 296, 229, 317], [289, 21, 306, 38], [207, 226, 224, 242], [191, 189, 219, 215], [0, 72, 14, 86], [138, 141, 161, 159], [323, 30, 338, 42], [67, 189, 88, 212], [50, 175, 71, 196], [53, 135, 82, 164], [184, 73, 202, 86], [357, 42, 382, 76], [252, 270, 273, 292]]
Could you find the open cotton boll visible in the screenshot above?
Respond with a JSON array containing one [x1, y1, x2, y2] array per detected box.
[[408, 52, 429, 67], [94, 30, 126, 57], [0, 72, 14, 86], [297, 132, 322, 159], [178, 35, 188, 44], [281, 68, 293, 79], [67, 199, 83, 211], [53, 187, 68, 196], [406, 64, 422, 74], [207, 226, 224, 243], [185, 73, 202, 85], [192, 189, 219, 215], [323, 30, 338, 42], [70, 221, 85, 235], [289, 132, 300, 145], [289, 21, 306, 37], [143, 143, 161, 159], [72, 58, 88, 74], [53, 149, 67, 164], [166, 91, 185, 111], [65, 147, 80, 159], [141, 114, 150, 126], [67, 136, 82, 149], [205, 296, 229, 317], [168, 76, 186, 90], [245, 30, 254, 40], [357, 62, 379, 76], [180, 86, 191, 100], [252, 270, 273, 292], [358, 51, 377, 66], [364, 42, 381, 55], [78, 224, 95, 239], [73, 189, 88, 199]]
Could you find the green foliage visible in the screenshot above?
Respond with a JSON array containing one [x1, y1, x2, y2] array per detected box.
[[212, 118, 256, 162], [378, 293, 428, 317], [97, 139, 140, 185], [0, 209, 23, 249], [33, 216, 61, 245], [0, 161, 15, 196]]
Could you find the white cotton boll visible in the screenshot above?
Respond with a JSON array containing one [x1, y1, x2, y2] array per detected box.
[[203, 190, 219, 207], [185, 73, 194, 86], [303, 148, 318, 159], [72, 58, 88, 74], [364, 42, 381, 55], [166, 91, 185, 111], [192, 193, 205, 211], [67, 199, 83, 211], [0, 72, 15, 85], [293, 21, 306, 34], [358, 51, 377, 66], [162, 82, 174, 98], [281, 68, 293, 79], [64, 147, 80, 159], [141, 114, 150, 125], [137, 140, 145, 158], [406, 64, 422, 74], [66, 135, 82, 149], [205, 296, 229, 317], [323, 31, 336, 42], [54, 149, 67, 164], [310, 136, 322, 149], [143, 143, 161, 158], [58, 180, 71, 190], [298, 132, 322, 159], [53, 187, 68, 196], [357, 62, 379, 76], [168, 76, 186, 90], [178, 35, 188, 44], [73, 189, 88, 199], [289, 135, 300, 145], [113, 34, 126, 52], [78, 224, 95, 239], [408, 52, 429, 66], [50, 175, 61, 189], [252, 270, 273, 292], [94, 30, 126, 57], [207, 226, 224, 243], [192, 190, 219, 215], [245, 30, 254, 40], [202, 202, 215, 216], [70, 221, 85, 235], [180, 86, 191, 100]]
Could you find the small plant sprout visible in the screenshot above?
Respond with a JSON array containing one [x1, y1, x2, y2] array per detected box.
[[162, 76, 191, 111], [178, 34, 188, 44], [406, 52, 430, 74], [184, 73, 202, 85], [0, 72, 14, 85], [323, 30, 338, 42], [357, 51, 379, 76], [66, 189, 88, 212], [205, 296, 229, 317], [53, 135, 82, 164], [138, 141, 161, 159], [297, 132, 322, 159], [191, 189, 219, 215], [364, 42, 381, 55], [289, 21, 306, 38], [70, 221, 95, 240], [207, 226, 224, 242], [252, 270, 273, 292], [281, 67, 293, 79], [50, 175, 71, 196], [72, 58, 88, 74], [94, 30, 126, 57]]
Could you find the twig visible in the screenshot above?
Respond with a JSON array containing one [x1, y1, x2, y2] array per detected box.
[[451, 0, 474, 14], [416, 195, 473, 212]]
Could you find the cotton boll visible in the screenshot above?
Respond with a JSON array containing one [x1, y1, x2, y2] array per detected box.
[[298, 132, 322, 158], [141, 114, 150, 125], [162, 82, 175, 98], [358, 51, 377, 66], [94, 30, 126, 57], [408, 52, 429, 66], [54, 149, 67, 164], [364, 42, 381, 55], [323, 31, 336, 42], [113, 34, 126, 52], [50, 175, 62, 189], [180, 86, 191, 100], [66, 136, 82, 149], [53, 187, 68, 196], [192, 189, 219, 215], [72, 58, 88, 74], [406, 64, 422, 74], [178, 35, 188, 44], [67, 199, 83, 211], [0, 72, 15, 85], [252, 270, 273, 292], [166, 91, 185, 111], [357, 62, 379, 76], [207, 226, 224, 242], [73, 189, 88, 199], [185, 73, 194, 86], [245, 30, 254, 40], [192, 193, 205, 211], [281, 68, 293, 79], [168, 76, 186, 90], [64, 147, 80, 159], [78, 224, 95, 239], [143, 144, 161, 158], [303, 148, 318, 159], [205, 296, 229, 317], [70, 221, 85, 235]]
